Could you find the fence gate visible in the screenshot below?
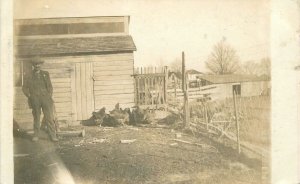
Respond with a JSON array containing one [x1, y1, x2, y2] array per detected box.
[[133, 67, 168, 109]]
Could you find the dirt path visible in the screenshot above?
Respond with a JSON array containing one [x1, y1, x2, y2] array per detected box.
[[14, 126, 263, 184]]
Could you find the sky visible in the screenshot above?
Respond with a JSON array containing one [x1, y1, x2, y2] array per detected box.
[[14, 0, 270, 72]]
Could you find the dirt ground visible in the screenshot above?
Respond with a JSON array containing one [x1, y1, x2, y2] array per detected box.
[[14, 125, 264, 184]]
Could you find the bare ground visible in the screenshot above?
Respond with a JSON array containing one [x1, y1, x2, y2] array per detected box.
[[14, 125, 265, 184]]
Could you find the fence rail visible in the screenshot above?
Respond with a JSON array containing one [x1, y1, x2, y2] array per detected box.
[[167, 84, 218, 101]]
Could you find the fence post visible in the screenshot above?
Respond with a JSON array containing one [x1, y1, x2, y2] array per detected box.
[[204, 103, 208, 130], [233, 89, 241, 154], [164, 66, 168, 106], [182, 51, 190, 127]]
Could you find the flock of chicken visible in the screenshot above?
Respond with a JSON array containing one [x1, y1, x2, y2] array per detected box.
[[81, 103, 155, 127]]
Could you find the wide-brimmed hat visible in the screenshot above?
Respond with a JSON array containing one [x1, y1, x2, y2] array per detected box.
[[31, 57, 44, 65]]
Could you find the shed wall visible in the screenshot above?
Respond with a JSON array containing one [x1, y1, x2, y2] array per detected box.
[[208, 81, 270, 100], [14, 53, 134, 128]]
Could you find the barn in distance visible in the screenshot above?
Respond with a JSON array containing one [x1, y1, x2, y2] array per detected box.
[[14, 16, 136, 128]]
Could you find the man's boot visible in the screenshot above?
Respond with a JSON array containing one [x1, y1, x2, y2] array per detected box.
[[49, 131, 58, 142], [32, 128, 39, 142]]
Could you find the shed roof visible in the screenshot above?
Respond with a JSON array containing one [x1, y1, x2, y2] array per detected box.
[[16, 35, 136, 56], [186, 69, 202, 75], [199, 74, 270, 84]]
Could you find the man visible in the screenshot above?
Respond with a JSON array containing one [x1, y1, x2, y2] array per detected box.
[[22, 58, 58, 142]]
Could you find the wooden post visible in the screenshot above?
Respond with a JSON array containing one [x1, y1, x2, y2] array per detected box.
[[233, 89, 241, 154], [137, 77, 140, 105], [204, 103, 208, 130], [173, 77, 177, 98], [182, 52, 190, 127], [164, 66, 168, 105]]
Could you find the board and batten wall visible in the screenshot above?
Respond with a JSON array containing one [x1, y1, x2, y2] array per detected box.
[[13, 53, 134, 128]]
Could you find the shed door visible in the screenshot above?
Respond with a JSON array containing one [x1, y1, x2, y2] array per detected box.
[[73, 62, 94, 120]]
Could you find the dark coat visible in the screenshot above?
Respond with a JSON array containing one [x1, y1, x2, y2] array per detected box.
[[22, 70, 53, 98]]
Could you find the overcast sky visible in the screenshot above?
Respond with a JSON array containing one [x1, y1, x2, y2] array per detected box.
[[14, 0, 271, 71]]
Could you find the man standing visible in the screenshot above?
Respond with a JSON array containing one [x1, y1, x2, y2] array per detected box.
[[22, 58, 58, 142]]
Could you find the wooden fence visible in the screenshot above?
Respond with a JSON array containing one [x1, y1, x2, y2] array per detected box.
[[167, 84, 218, 101], [133, 66, 168, 109]]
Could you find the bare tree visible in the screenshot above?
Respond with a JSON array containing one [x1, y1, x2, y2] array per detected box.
[[239, 57, 271, 76], [241, 60, 259, 75], [205, 40, 240, 74]]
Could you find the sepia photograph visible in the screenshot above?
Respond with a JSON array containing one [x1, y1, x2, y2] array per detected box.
[[1, 0, 297, 183]]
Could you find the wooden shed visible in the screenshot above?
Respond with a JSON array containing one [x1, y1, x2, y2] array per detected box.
[[199, 74, 271, 100], [13, 16, 136, 128]]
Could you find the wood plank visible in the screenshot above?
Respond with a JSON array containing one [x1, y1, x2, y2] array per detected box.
[[91, 63, 96, 112], [51, 78, 71, 83], [93, 59, 133, 67], [75, 63, 82, 120], [13, 118, 33, 124], [92, 75, 133, 81], [52, 97, 72, 103], [16, 16, 125, 25], [52, 82, 70, 88], [56, 129, 85, 137], [94, 88, 134, 95], [93, 65, 133, 71], [93, 69, 133, 76], [81, 63, 88, 119], [43, 68, 72, 73], [56, 114, 72, 119], [42, 63, 73, 69], [94, 80, 133, 86], [13, 108, 32, 113], [14, 114, 32, 120], [56, 115, 72, 120], [96, 93, 133, 100], [13, 104, 30, 110], [86, 62, 94, 116], [95, 99, 134, 106], [71, 65, 77, 122], [52, 92, 72, 98], [51, 73, 71, 78], [56, 111, 72, 116], [55, 107, 72, 113], [93, 74, 133, 81], [13, 113, 32, 118], [93, 84, 133, 91], [53, 88, 71, 93], [54, 102, 72, 108], [13, 95, 28, 102], [43, 53, 133, 65]]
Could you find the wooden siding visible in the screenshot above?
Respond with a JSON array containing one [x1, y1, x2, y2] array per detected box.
[[16, 36, 136, 57], [14, 88, 33, 129], [74, 62, 94, 120], [13, 59, 73, 128], [92, 53, 135, 111], [14, 53, 135, 127], [43, 60, 73, 123]]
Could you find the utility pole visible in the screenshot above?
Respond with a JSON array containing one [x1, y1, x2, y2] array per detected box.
[[182, 52, 190, 127], [233, 89, 241, 154]]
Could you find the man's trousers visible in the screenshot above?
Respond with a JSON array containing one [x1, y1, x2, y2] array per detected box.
[[30, 94, 56, 137]]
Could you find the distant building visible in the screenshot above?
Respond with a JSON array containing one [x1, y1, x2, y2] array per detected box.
[[199, 74, 270, 100], [186, 69, 203, 88], [168, 71, 182, 88], [186, 69, 203, 81], [14, 16, 136, 128]]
